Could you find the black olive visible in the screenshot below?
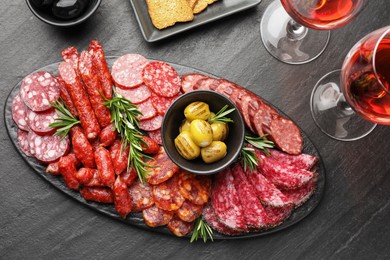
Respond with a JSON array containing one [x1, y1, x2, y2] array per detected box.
[[30, 0, 54, 10], [51, 0, 90, 20]]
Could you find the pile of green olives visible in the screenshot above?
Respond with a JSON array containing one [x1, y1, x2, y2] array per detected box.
[[174, 101, 229, 164]]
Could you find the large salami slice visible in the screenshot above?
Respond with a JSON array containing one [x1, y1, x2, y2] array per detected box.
[[147, 129, 162, 145], [177, 170, 211, 206], [153, 175, 185, 211], [146, 147, 179, 185], [252, 103, 279, 137], [282, 177, 317, 207], [142, 205, 174, 227], [129, 179, 155, 212], [181, 73, 208, 93], [20, 71, 60, 112], [27, 109, 58, 136], [116, 84, 151, 104], [263, 205, 293, 228], [111, 54, 149, 89], [137, 99, 157, 121], [211, 167, 247, 232], [150, 93, 180, 116], [27, 131, 69, 163], [176, 200, 203, 222], [139, 115, 163, 132], [268, 149, 318, 170], [214, 80, 240, 98], [193, 77, 220, 91], [12, 92, 31, 131], [202, 203, 243, 236], [142, 62, 181, 98], [167, 215, 194, 237], [235, 93, 256, 132], [17, 130, 32, 157]]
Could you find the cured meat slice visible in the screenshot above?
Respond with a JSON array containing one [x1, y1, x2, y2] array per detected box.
[[88, 40, 113, 99], [28, 131, 69, 163], [12, 93, 30, 131], [282, 177, 317, 207], [113, 177, 132, 218], [129, 179, 154, 212], [153, 175, 185, 211], [94, 147, 116, 188], [119, 167, 138, 186], [231, 163, 269, 230], [137, 99, 157, 121], [112, 54, 149, 89], [80, 187, 114, 203], [181, 73, 208, 93], [235, 94, 256, 132], [57, 76, 78, 117], [17, 129, 32, 157], [138, 115, 163, 131], [167, 215, 194, 237], [202, 203, 243, 236], [193, 78, 220, 91], [147, 129, 162, 145], [142, 205, 174, 227], [27, 109, 58, 136], [264, 116, 303, 155], [263, 205, 293, 228], [255, 150, 315, 189], [252, 103, 279, 137], [58, 153, 79, 190], [244, 168, 292, 208], [99, 123, 117, 147], [268, 149, 318, 170], [142, 61, 181, 98], [177, 170, 211, 205], [75, 168, 103, 187], [116, 84, 151, 104], [150, 93, 180, 116], [247, 98, 265, 132], [20, 71, 60, 112], [70, 126, 95, 169], [79, 51, 112, 128], [211, 167, 247, 231], [176, 200, 203, 222], [109, 140, 129, 175], [61, 46, 80, 71], [146, 147, 179, 185], [214, 80, 240, 98]]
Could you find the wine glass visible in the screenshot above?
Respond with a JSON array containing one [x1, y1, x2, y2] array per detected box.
[[260, 0, 368, 64], [310, 26, 390, 141]]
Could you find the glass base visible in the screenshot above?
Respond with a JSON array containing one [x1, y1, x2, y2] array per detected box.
[[260, 0, 330, 65], [310, 70, 377, 141]]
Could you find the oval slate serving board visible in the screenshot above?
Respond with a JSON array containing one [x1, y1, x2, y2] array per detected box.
[[4, 56, 325, 240]]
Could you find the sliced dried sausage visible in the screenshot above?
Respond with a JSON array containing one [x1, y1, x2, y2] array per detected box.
[[142, 205, 174, 227], [116, 84, 151, 104], [193, 77, 220, 91], [17, 129, 32, 157], [152, 175, 185, 211], [181, 73, 208, 93], [281, 177, 317, 207], [137, 99, 157, 121], [167, 215, 194, 237], [129, 179, 154, 212], [145, 147, 179, 185], [150, 92, 180, 116], [268, 149, 318, 170], [202, 203, 243, 236], [176, 200, 203, 222], [177, 170, 211, 206], [112, 54, 149, 89], [28, 131, 70, 163], [12, 92, 30, 131], [27, 109, 58, 136], [138, 115, 163, 131]]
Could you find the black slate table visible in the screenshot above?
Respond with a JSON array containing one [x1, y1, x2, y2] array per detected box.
[[1, 1, 389, 259]]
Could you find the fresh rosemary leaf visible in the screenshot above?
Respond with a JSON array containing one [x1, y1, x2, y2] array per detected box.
[[245, 135, 274, 155], [240, 147, 259, 173], [49, 100, 80, 140], [208, 105, 235, 124], [190, 218, 214, 243]]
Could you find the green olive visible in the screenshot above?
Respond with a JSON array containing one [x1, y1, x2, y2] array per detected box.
[[201, 141, 227, 164], [211, 122, 229, 141], [184, 102, 210, 121], [208, 112, 216, 121], [179, 119, 191, 133], [174, 131, 200, 160], [189, 119, 213, 147]]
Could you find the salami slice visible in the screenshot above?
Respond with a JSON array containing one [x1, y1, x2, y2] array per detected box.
[[263, 205, 293, 228], [231, 163, 269, 230], [80, 187, 114, 203], [264, 116, 303, 155], [146, 147, 179, 185], [177, 170, 211, 206], [255, 150, 315, 189], [147, 129, 162, 145], [211, 167, 247, 231], [27, 109, 58, 136], [281, 177, 317, 207], [142, 205, 174, 227], [181, 73, 208, 93], [113, 177, 132, 219], [17, 129, 32, 157], [137, 99, 157, 121], [12, 93, 30, 131], [142, 62, 181, 97], [252, 103, 279, 137], [193, 78, 220, 91], [236, 94, 255, 132], [139, 115, 163, 132], [214, 80, 240, 98], [268, 149, 318, 170], [167, 215, 194, 237], [247, 98, 265, 133], [28, 131, 69, 163], [153, 175, 185, 211], [244, 167, 292, 208], [129, 179, 154, 212], [150, 92, 180, 116], [116, 84, 151, 104], [20, 71, 60, 112], [202, 203, 243, 236], [112, 54, 149, 89], [176, 200, 203, 222]]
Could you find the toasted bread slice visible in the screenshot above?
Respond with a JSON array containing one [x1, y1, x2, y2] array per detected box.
[[187, 0, 198, 9], [146, 0, 194, 30], [193, 0, 219, 14]]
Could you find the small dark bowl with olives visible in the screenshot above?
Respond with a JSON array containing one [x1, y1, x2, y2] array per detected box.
[[26, 0, 101, 27], [162, 90, 245, 175]]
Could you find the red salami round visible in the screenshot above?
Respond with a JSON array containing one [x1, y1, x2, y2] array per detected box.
[[142, 62, 181, 98], [129, 179, 154, 212], [147, 129, 162, 145], [112, 54, 149, 89], [116, 84, 151, 104], [12, 93, 30, 131], [176, 200, 203, 222], [181, 73, 208, 93], [27, 109, 58, 136], [137, 99, 157, 121], [142, 205, 174, 227], [214, 80, 240, 98], [27, 131, 70, 163], [193, 78, 220, 91], [153, 175, 185, 211], [139, 115, 163, 131], [167, 215, 194, 237], [20, 71, 60, 112], [150, 93, 180, 116], [252, 103, 279, 137], [202, 203, 243, 236], [17, 130, 33, 157]]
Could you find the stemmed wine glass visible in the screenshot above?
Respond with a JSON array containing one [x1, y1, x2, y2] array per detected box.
[[310, 26, 390, 141], [260, 0, 368, 64]]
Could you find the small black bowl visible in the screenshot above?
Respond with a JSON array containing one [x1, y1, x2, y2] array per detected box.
[[26, 0, 101, 27], [162, 90, 245, 175]]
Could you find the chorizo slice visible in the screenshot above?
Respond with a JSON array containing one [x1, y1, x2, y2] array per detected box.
[[167, 215, 194, 237], [142, 205, 174, 227], [152, 175, 185, 211], [146, 147, 179, 185], [177, 170, 211, 206], [128, 179, 154, 212], [176, 200, 203, 222]]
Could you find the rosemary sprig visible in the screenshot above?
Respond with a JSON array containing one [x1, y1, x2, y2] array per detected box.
[[245, 135, 274, 155], [240, 147, 259, 173], [104, 92, 153, 183], [49, 99, 80, 140], [208, 105, 235, 124], [190, 218, 214, 243]]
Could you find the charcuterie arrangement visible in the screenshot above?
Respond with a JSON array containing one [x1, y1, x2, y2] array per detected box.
[[7, 40, 324, 241]]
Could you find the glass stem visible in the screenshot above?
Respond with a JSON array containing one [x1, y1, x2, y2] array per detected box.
[[286, 19, 308, 40]]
